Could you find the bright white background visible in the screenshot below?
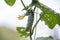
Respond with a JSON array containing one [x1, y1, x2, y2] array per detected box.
[[0, 0, 60, 40]]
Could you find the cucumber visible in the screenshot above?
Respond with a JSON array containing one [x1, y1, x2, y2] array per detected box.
[[25, 10, 34, 31]]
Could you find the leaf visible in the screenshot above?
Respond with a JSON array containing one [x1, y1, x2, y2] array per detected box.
[[34, 1, 52, 12], [40, 12, 56, 29], [33, 1, 60, 29], [36, 36, 53, 40], [16, 27, 30, 37], [4, 0, 16, 6], [40, 12, 60, 29], [56, 13, 60, 25]]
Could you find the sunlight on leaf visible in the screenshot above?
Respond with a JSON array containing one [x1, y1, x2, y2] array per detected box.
[[40, 12, 59, 29], [4, 0, 16, 6]]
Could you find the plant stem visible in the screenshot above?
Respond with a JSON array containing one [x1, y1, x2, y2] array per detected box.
[[32, 18, 40, 34], [20, 0, 37, 40], [30, 28, 32, 40], [21, 0, 26, 8], [33, 6, 36, 11]]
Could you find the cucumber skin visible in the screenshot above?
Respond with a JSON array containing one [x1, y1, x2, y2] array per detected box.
[[26, 10, 34, 31]]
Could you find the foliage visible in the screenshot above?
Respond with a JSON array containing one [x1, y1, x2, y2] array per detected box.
[[4, 0, 60, 40], [16, 27, 30, 37], [32, 1, 60, 29], [40, 12, 60, 29], [4, 0, 16, 6]]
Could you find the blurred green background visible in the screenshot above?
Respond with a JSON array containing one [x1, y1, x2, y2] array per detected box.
[[0, 27, 27, 40]]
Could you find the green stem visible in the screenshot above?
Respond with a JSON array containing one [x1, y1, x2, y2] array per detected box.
[[21, 0, 26, 8], [32, 18, 40, 34], [30, 28, 32, 40], [20, 0, 37, 40], [33, 6, 36, 11]]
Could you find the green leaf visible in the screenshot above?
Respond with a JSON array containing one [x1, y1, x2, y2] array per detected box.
[[36, 36, 53, 40], [33, 1, 60, 29], [56, 13, 60, 25], [40, 12, 60, 29], [34, 1, 52, 13], [4, 0, 16, 6], [16, 27, 30, 37], [40, 12, 57, 29]]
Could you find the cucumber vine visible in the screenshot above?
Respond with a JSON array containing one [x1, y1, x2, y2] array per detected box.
[[4, 0, 60, 40]]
